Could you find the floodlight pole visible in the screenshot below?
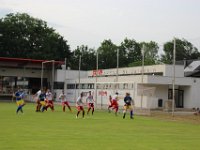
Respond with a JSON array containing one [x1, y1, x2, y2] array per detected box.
[[51, 60, 55, 94], [172, 38, 176, 117], [141, 44, 145, 108], [116, 48, 119, 82], [78, 56, 81, 95], [95, 51, 98, 107], [64, 58, 67, 94]]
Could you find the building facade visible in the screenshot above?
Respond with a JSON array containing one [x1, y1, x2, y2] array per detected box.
[[55, 64, 200, 109], [1, 57, 200, 109]]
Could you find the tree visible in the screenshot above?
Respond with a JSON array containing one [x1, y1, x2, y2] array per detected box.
[[70, 45, 96, 70], [0, 13, 71, 62], [140, 41, 159, 65], [97, 39, 118, 69], [119, 38, 141, 67], [161, 38, 200, 64]]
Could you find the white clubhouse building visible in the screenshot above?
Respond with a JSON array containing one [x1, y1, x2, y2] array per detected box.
[[55, 64, 200, 109]]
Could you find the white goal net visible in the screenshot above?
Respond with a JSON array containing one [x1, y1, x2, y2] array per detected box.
[[95, 82, 136, 109]]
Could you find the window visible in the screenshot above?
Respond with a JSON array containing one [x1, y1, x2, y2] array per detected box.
[[54, 82, 64, 89], [88, 84, 94, 89], [67, 84, 75, 89]]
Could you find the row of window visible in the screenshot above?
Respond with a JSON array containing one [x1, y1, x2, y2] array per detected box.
[[66, 83, 135, 90]]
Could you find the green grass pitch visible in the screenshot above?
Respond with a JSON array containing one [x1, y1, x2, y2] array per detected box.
[[0, 102, 200, 150]]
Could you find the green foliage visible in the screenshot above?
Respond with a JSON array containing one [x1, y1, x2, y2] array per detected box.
[[0, 13, 70, 61], [71, 45, 96, 70], [119, 38, 141, 67], [1, 13, 200, 69], [1, 102, 200, 150], [140, 41, 159, 65], [97, 39, 118, 69], [161, 38, 200, 64]]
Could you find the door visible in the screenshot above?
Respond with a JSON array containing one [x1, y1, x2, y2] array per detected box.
[[168, 89, 184, 108], [177, 90, 184, 108]]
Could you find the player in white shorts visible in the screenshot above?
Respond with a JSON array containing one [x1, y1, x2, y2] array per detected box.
[[59, 90, 72, 112], [76, 92, 85, 118], [45, 89, 54, 111], [86, 91, 95, 115]]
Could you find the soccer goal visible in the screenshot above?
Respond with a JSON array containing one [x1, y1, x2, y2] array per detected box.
[[94, 82, 136, 110], [41, 60, 55, 93], [136, 85, 156, 115]]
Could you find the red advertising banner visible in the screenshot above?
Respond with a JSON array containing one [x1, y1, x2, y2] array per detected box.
[[92, 69, 103, 76], [98, 91, 107, 96]]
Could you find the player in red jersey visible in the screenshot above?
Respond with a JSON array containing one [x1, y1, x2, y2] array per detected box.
[[111, 92, 119, 116]]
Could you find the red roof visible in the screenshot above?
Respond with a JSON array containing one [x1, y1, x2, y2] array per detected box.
[[0, 57, 64, 69]]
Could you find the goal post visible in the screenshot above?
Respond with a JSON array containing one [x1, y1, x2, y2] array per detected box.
[[95, 82, 136, 109], [64, 81, 156, 115], [136, 85, 156, 115], [94, 82, 156, 115], [41, 60, 55, 93]]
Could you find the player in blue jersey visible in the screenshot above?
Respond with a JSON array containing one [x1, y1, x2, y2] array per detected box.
[[123, 92, 134, 119], [38, 89, 47, 112], [15, 88, 26, 114]]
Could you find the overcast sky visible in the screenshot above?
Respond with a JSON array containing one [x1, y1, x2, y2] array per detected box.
[[1, 0, 200, 52]]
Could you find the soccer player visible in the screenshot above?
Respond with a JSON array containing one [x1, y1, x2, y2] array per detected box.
[[123, 92, 134, 119], [45, 89, 54, 111], [86, 91, 95, 115], [108, 95, 113, 113], [76, 92, 85, 118], [15, 88, 26, 114], [112, 92, 119, 116], [34, 88, 42, 112], [38, 89, 47, 112], [59, 90, 72, 112]]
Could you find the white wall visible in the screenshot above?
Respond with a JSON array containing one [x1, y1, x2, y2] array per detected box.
[[55, 69, 88, 82], [164, 65, 184, 77], [87, 64, 184, 78], [189, 78, 200, 108], [181, 86, 191, 108]]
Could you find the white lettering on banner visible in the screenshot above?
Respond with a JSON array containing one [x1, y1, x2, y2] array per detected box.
[[90, 67, 157, 76]]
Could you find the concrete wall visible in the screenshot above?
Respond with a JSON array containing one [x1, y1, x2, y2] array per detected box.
[[87, 64, 184, 77], [164, 65, 184, 77], [181, 86, 191, 108], [189, 78, 200, 108], [55, 69, 88, 82]]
